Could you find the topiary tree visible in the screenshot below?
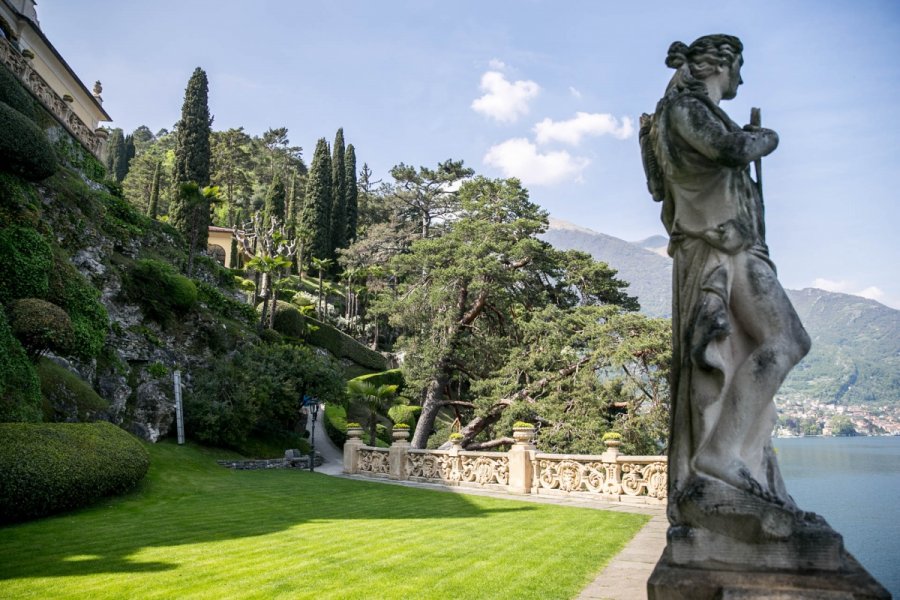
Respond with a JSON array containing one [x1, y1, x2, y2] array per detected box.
[[0, 101, 57, 181], [9, 298, 76, 360]]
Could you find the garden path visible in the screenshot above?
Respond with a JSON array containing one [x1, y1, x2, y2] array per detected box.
[[310, 404, 344, 475]]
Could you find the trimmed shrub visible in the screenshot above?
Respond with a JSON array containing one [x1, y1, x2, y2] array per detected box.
[[47, 255, 108, 360], [37, 359, 109, 422], [9, 298, 76, 359], [0, 171, 40, 213], [0, 64, 36, 119], [353, 369, 405, 392], [0, 305, 41, 422], [0, 422, 149, 523], [0, 101, 57, 181], [324, 403, 348, 449], [261, 300, 307, 338], [304, 316, 387, 371], [387, 404, 421, 428], [0, 224, 52, 304], [125, 259, 197, 322]]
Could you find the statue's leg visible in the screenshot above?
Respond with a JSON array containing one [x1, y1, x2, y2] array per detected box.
[[693, 252, 810, 497]]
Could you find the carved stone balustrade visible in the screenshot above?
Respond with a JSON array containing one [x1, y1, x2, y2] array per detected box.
[[344, 436, 666, 503], [0, 36, 106, 159]]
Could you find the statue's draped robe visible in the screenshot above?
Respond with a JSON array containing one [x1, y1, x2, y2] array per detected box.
[[652, 90, 794, 524]]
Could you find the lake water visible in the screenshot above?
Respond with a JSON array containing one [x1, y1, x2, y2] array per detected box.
[[774, 436, 900, 597]]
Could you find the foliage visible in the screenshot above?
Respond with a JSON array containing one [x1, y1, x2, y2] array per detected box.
[[46, 254, 109, 360], [0, 422, 149, 523], [352, 368, 405, 391], [0, 224, 52, 304], [125, 259, 197, 322], [0, 170, 40, 215], [448, 432, 463, 441], [302, 138, 333, 263], [147, 362, 169, 378], [37, 359, 108, 422], [392, 423, 410, 429], [265, 300, 307, 338], [304, 315, 387, 370], [105, 128, 129, 182], [0, 442, 648, 599], [197, 281, 256, 323], [389, 158, 474, 238], [602, 431, 623, 441], [0, 63, 36, 119], [9, 298, 76, 359], [347, 380, 400, 445], [387, 404, 420, 427], [171, 67, 212, 248], [0, 100, 58, 181], [345, 143, 358, 243], [184, 342, 345, 449], [0, 304, 41, 422], [330, 128, 348, 254], [513, 422, 535, 429], [324, 403, 349, 448]]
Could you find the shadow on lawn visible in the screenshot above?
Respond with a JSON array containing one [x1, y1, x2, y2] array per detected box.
[[0, 470, 535, 580]]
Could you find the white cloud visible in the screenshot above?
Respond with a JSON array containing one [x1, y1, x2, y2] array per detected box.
[[534, 112, 634, 145], [488, 58, 507, 70], [569, 86, 582, 99], [471, 71, 540, 123], [483, 138, 589, 185], [812, 278, 886, 303]]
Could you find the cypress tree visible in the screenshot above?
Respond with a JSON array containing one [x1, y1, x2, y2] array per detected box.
[[122, 134, 135, 181], [345, 143, 358, 244], [330, 128, 347, 255], [264, 174, 286, 226], [105, 128, 127, 182], [171, 67, 212, 249], [147, 161, 161, 219], [302, 138, 332, 263]]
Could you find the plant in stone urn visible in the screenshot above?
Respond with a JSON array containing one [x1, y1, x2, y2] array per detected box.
[[602, 431, 622, 449], [346, 422, 363, 440], [448, 432, 463, 446], [512, 422, 535, 444], [391, 423, 410, 442]]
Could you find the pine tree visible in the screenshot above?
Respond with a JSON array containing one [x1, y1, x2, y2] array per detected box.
[[330, 128, 347, 255], [123, 134, 135, 181], [301, 138, 332, 265], [171, 67, 212, 249], [147, 161, 161, 219], [345, 143, 358, 243]]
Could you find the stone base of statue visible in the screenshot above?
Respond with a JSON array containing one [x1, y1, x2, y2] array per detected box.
[[647, 477, 891, 599]]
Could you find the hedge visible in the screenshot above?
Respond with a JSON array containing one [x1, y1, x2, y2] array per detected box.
[[304, 316, 387, 371], [351, 369, 405, 392], [0, 100, 57, 181], [0, 422, 150, 523], [0, 304, 41, 422], [47, 254, 108, 360], [256, 300, 306, 338], [37, 359, 109, 422], [323, 403, 349, 449], [0, 63, 36, 120], [9, 298, 75, 359]]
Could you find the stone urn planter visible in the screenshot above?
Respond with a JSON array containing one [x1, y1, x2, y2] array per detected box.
[[512, 424, 536, 445], [392, 426, 410, 443], [346, 425, 364, 442], [449, 434, 464, 449]]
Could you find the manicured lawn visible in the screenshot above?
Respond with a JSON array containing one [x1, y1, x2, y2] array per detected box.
[[0, 441, 649, 599]]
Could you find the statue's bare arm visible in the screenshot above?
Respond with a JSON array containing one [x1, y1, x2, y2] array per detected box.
[[669, 97, 778, 168]]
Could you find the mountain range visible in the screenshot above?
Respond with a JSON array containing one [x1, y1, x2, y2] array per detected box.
[[541, 218, 900, 406]]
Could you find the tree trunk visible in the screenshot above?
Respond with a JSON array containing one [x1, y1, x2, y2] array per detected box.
[[268, 275, 278, 330], [411, 370, 450, 449], [258, 272, 270, 329]]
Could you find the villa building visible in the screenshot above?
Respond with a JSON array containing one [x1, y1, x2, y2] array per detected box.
[[0, 0, 111, 159]]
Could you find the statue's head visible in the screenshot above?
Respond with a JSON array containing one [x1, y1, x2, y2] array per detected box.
[[665, 34, 744, 100]]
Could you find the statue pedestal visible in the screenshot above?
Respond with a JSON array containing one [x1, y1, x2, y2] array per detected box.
[[647, 550, 891, 599]]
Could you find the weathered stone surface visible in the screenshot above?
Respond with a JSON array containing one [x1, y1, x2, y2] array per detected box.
[[648, 551, 891, 600]]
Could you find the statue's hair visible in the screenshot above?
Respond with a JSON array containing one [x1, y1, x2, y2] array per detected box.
[[665, 34, 743, 94]]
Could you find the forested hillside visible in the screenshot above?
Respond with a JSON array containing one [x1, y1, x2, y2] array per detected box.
[[544, 219, 900, 406]]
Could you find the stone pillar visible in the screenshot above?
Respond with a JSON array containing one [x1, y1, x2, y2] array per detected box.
[[343, 427, 364, 474], [389, 427, 410, 480], [507, 426, 536, 494]]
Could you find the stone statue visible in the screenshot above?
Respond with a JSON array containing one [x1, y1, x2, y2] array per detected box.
[[641, 35, 890, 598]]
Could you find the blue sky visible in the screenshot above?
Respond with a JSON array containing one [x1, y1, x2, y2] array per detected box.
[[39, 0, 900, 308]]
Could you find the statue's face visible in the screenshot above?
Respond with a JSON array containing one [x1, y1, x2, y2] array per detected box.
[[722, 56, 744, 100]]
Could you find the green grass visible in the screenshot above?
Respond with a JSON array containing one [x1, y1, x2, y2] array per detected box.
[[0, 441, 648, 599]]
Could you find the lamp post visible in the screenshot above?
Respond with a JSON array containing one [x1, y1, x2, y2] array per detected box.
[[304, 395, 320, 472]]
